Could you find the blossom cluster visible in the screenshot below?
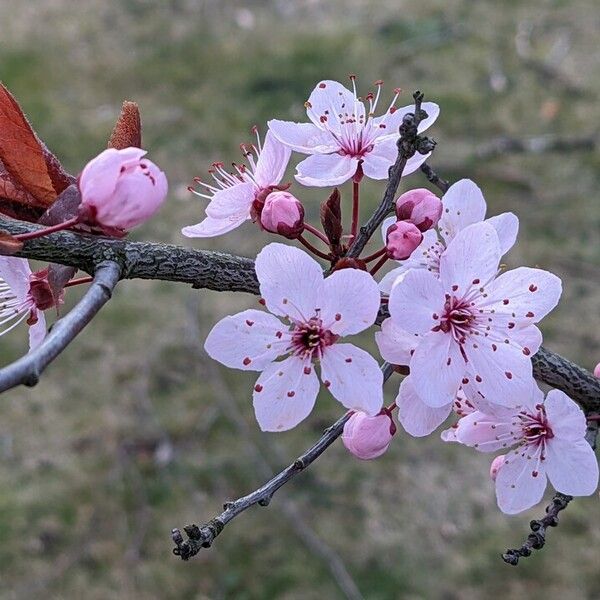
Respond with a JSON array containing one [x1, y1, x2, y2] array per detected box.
[[2, 76, 597, 518]]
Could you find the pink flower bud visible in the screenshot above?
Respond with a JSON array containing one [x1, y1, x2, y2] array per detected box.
[[490, 454, 505, 481], [385, 220, 423, 260], [594, 363, 600, 378], [79, 147, 168, 234], [260, 191, 304, 239], [342, 410, 396, 460], [395, 188, 442, 232]]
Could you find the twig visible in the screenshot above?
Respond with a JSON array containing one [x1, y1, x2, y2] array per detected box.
[[419, 163, 450, 194], [171, 362, 395, 561], [346, 91, 433, 258], [0, 261, 120, 392]]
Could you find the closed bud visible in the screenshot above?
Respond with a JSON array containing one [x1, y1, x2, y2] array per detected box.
[[385, 220, 423, 260], [342, 410, 396, 460], [260, 191, 305, 239], [594, 363, 600, 378], [78, 147, 168, 235], [490, 454, 506, 481], [395, 188, 442, 231]]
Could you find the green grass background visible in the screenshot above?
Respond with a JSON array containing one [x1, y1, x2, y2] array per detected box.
[[1, 1, 600, 598]]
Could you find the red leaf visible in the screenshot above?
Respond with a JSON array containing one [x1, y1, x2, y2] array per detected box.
[[0, 169, 46, 222], [108, 101, 142, 149], [40, 140, 75, 195], [0, 83, 56, 205], [0, 231, 23, 255]]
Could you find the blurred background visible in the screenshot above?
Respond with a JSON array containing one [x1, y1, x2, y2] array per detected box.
[[1, 1, 600, 598]]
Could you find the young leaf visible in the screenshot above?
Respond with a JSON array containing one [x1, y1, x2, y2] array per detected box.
[[0, 84, 56, 205], [320, 187, 343, 250], [108, 101, 142, 149]]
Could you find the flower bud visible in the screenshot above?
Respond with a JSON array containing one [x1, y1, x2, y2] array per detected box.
[[594, 363, 600, 378], [342, 410, 396, 460], [260, 191, 305, 239], [490, 454, 506, 481], [385, 220, 423, 260], [78, 147, 168, 234], [395, 188, 442, 232]]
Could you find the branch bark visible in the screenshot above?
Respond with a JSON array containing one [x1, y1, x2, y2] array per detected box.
[[0, 260, 120, 392]]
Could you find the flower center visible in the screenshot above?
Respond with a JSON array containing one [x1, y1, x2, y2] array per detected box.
[[436, 295, 476, 344], [290, 317, 338, 360], [520, 405, 554, 444]]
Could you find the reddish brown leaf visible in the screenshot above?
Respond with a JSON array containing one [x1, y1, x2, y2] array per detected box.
[[38, 184, 81, 226], [0, 84, 56, 205], [320, 187, 343, 250], [108, 101, 142, 149], [0, 170, 46, 221], [0, 231, 23, 255], [40, 141, 74, 195]]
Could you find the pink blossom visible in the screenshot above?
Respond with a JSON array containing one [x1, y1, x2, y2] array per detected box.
[[268, 79, 439, 187], [385, 221, 423, 260], [395, 188, 442, 232], [594, 363, 600, 378], [489, 455, 505, 481], [450, 386, 599, 514], [0, 257, 58, 350], [182, 130, 291, 238], [79, 147, 168, 234], [260, 191, 305, 239], [342, 410, 396, 460], [382, 221, 562, 410], [380, 179, 519, 294], [204, 243, 383, 431]]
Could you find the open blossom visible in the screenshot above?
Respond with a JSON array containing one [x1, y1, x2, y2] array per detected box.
[[380, 222, 562, 412], [204, 243, 383, 431], [0, 257, 58, 350], [342, 409, 396, 460], [182, 130, 291, 238], [449, 386, 599, 514], [380, 179, 519, 294], [268, 79, 439, 187], [79, 147, 168, 234]]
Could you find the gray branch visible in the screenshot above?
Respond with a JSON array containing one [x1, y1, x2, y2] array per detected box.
[[0, 261, 121, 392]]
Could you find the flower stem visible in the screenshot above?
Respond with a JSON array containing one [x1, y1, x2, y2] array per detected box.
[[14, 215, 81, 242], [303, 223, 330, 245], [64, 276, 94, 288], [350, 181, 360, 241], [369, 254, 388, 276], [298, 235, 331, 261], [362, 246, 387, 263]]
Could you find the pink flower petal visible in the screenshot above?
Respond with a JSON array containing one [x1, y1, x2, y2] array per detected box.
[[181, 213, 249, 238], [388, 268, 445, 335], [483, 267, 562, 326], [409, 331, 465, 407], [453, 410, 517, 452], [295, 153, 359, 187], [253, 355, 320, 431], [440, 222, 501, 296], [267, 120, 338, 154], [204, 309, 288, 371], [0, 256, 32, 299], [485, 212, 519, 256], [396, 376, 452, 437], [438, 179, 487, 244], [320, 268, 380, 335], [544, 389, 587, 441], [28, 310, 46, 351], [495, 448, 547, 514], [320, 343, 383, 415], [375, 318, 419, 366], [253, 130, 292, 188], [305, 80, 364, 133], [255, 243, 324, 321], [205, 182, 255, 219], [545, 438, 599, 496]]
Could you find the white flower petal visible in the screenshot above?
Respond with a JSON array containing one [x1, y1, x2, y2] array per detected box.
[[0, 256, 32, 300], [320, 343, 383, 415], [267, 120, 338, 154], [253, 130, 292, 188], [255, 243, 324, 321], [181, 213, 249, 238], [253, 356, 320, 431], [305, 80, 364, 133], [28, 310, 46, 351], [544, 389, 587, 441], [205, 182, 255, 219], [375, 318, 419, 366], [545, 438, 599, 496], [485, 212, 519, 256], [295, 153, 359, 187], [438, 179, 487, 245]]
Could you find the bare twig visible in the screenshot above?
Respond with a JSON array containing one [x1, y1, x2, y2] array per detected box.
[[171, 362, 395, 561], [346, 91, 434, 258], [0, 261, 120, 392], [420, 163, 450, 194]]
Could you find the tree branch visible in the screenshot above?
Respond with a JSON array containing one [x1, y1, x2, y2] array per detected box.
[[171, 362, 396, 560], [0, 260, 121, 392]]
